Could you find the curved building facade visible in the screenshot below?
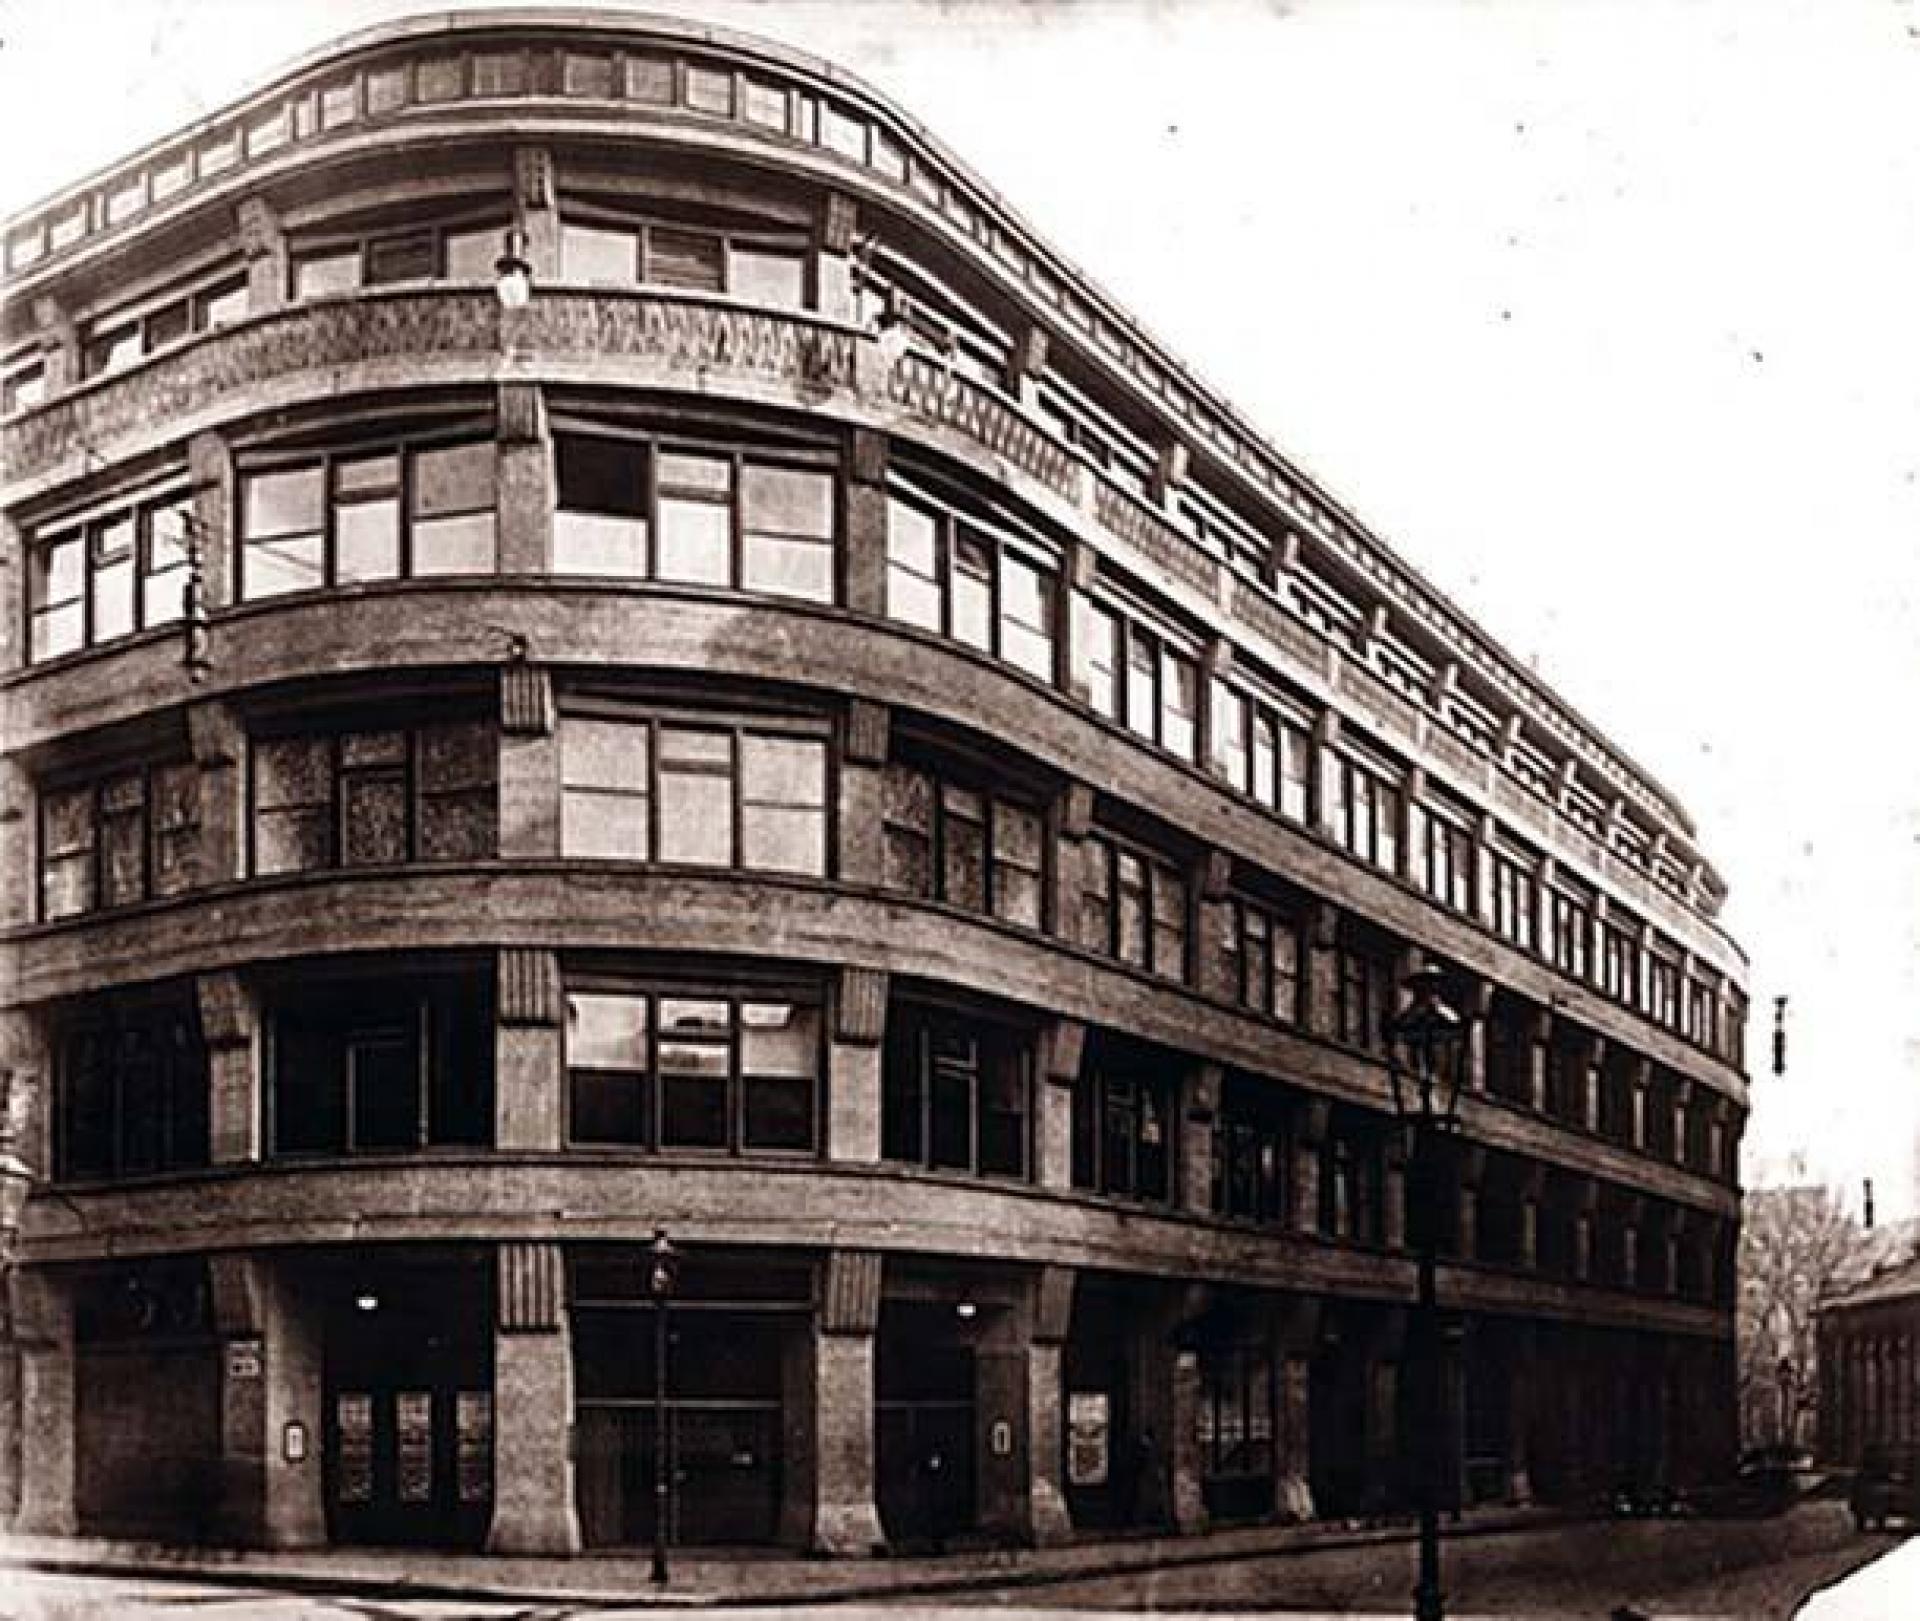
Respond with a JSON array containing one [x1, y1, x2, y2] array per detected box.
[[0, 11, 1747, 1555]]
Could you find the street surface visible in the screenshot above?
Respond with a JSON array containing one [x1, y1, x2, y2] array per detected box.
[[0, 1505, 1905, 1619]]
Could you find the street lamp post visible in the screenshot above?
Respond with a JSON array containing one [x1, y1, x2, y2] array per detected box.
[[645, 1228, 681, 1586], [1384, 963, 1469, 1621]]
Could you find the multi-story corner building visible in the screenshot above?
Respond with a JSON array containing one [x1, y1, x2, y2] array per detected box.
[[1818, 1256, 1920, 1468], [0, 10, 1748, 1556]]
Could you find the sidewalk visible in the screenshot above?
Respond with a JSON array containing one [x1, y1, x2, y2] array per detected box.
[[0, 1504, 1570, 1609], [1794, 1530, 1920, 1620]]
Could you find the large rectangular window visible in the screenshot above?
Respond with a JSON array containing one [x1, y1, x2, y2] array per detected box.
[[553, 431, 836, 603], [81, 268, 249, 377], [1320, 1108, 1386, 1245], [880, 761, 1045, 930], [1211, 1074, 1291, 1226], [1411, 800, 1475, 914], [1328, 752, 1401, 872], [885, 490, 1058, 681], [289, 216, 509, 301], [1220, 897, 1302, 1025], [1080, 833, 1188, 983], [1547, 879, 1593, 980], [1071, 602, 1200, 762], [1334, 936, 1394, 1053], [238, 436, 497, 600], [1209, 679, 1313, 824], [39, 760, 198, 920], [559, 711, 828, 876], [250, 717, 497, 876], [55, 995, 209, 1183], [1069, 1034, 1174, 1204], [880, 1001, 1030, 1178], [1489, 847, 1538, 952], [268, 970, 493, 1157], [27, 490, 194, 662], [566, 986, 820, 1154], [560, 213, 807, 307]]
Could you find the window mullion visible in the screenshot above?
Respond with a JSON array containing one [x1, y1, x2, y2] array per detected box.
[[415, 997, 431, 1148]]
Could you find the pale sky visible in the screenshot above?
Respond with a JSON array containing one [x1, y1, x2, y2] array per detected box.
[[3, 0, 1916, 1218]]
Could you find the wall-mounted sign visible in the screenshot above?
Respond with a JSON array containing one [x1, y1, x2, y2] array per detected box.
[[1067, 1390, 1110, 1486], [990, 1419, 1013, 1457], [282, 1420, 307, 1463], [225, 1338, 263, 1380]]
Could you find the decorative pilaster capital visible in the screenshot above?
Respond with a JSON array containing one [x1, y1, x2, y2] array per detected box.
[[844, 699, 889, 766], [195, 971, 255, 1051], [498, 1241, 565, 1331], [234, 197, 282, 261], [498, 948, 562, 1027], [820, 1249, 882, 1335], [498, 381, 545, 446], [834, 966, 887, 1046], [1033, 1265, 1074, 1345], [515, 145, 554, 209], [849, 427, 888, 486], [1038, 1019, 1085, 1087], [821, 192, 858, 254], [500, 662, 554, 737]]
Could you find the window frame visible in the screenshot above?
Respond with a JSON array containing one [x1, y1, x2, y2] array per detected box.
[[880, 998, 1034, 1180], [234, 428, 499, 602], [563, 980, 823, 1157], [557, 199, 812, 308], [287, 211, 513, 301], [1080, 829, 1190, 983], [25, 485, 196, 663], [1222, 895, 1303, 1027], [52, 996, 210, 1184], [37, 757, 199, 922], [79, 262, 250, 378], [1069, 1040, 1176, 1206], [557, 704, 833, 878], [878, 757, 1049, 932], [1328, 749, 1402, 873]]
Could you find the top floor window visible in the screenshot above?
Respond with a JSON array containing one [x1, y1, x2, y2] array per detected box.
[[1328, 751, 1400, 873], [561, 209, 807, 308], [27, 488, 194, 663], [880, 760, 1046, 930], [82, 268, 248, 378], [1034, 375, 1157, 500], [290, 215, 507, 300], [2, 357, 46, 414], [555, 430, 836, 602], [1210, 680, 1312, 825], [885, 489, 1057, 682], [1646, 950, 1681, 1028], [854, 246, 1012, 393], [238, 435, 496, 599]]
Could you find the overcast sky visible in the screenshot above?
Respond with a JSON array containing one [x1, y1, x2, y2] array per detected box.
[[3, 0, 1916, 1218]]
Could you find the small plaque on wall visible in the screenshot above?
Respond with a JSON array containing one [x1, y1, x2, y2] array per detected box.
[[225, 1338, 264, 1380]]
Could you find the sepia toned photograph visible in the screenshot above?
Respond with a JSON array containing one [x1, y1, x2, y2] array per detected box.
[[1, 2, 1916, 1617]]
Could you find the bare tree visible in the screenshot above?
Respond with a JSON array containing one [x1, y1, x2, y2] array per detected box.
[[1737, 1171, 1868, 1453]]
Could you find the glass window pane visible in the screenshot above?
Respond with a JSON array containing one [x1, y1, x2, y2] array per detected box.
[[659, 731, 734, 864], [366, 232, 437, 284], [740, 734, 825, 807], [254, 736, 333, 811], [561, 223, 638, 284], [255, 808, 331, 874], [742, 463, 832, 537], [1162, 650, 1198, 760], [90, 520, 137, 641], [563, 717, 650, 790], [335, 452, 399, 497], [742, 805, 823, 874], [729, 246, 805, 307], [244, 534, 324, 599], [657, 498, 731, 585], [335, 498, 401, 582], [741, 1002, 817, 1077], [245, 466, 325, 538], [951, 531, 993, 652], [444, 226, 502, 282], [411, 513, 496, 575], [293, 250, 361, 299], [742, 1075, 813, 1151], [562, 788, 648, 859], [568, 992, 649, 1070], [886, 498, 938, 576], [341, 771, 407, 865], [658, 451, 733, 495], [684, 64, 734, 116], [743, 533, 833, 601], [556, 511, 649, 578], [1126, 634, 1157, 741], [557, 434, 648, 516], [648, 227, 725, 292], [412, 442, 495, 517]]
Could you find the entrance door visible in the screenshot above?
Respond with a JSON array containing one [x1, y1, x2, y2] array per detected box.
[[323, 1279, 492, 1548], [876, 1302, 977, 1547]]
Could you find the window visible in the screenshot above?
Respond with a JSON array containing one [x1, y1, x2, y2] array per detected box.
[[882, 1001, 1030, 1178], [250, 717, 496, 876], [1080, 832, 1188, 982], [559, 212, 807, 307], [54, 997, 208, 1183], [1198, 1345, 1275, 1496], [39, 761, 198, 920], [1209, 680, 1313, 824], [559, 712, 827, 876], [1547, 881, 1593, 980], [1074, 606, 1200, 761], [1411, 801, 1475, 913], [1320, 1109, 1386, 1245], [881, 762, 1045, 929], [553, 431, 836, 602], [1334, 936, 1394, 1053], [1211, 1075, 1290, 1226], [3, 358, 46, 414], [1647, 948, 1681, 1029], [885, 490, 1057, 680], [289, 217, 508, 299], [268, 970, 493, 1157], [238, 437, 497, 598], [1598, 921, 1638, 1001], [1220, 898, 1302, 1025], [1033, 375, 1158, 500], [1070, 1034, 1174, 1204], [567, 987, 820, 1154], [27, 490, 194, 661], [1329, 752, 1400, 872], [853, 246, 1012, 391], [80, 270, 249, 376], [1489, 848, 1538, 951]]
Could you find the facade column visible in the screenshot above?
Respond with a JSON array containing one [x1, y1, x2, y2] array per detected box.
[[198, 970, 261, 1165], [1035, 1019, 1084, 1191], [1053, 780, 1095, 949], [1576, 1032, 1604, 1133], [1383, 1131, 1409, 1252], [804, 1250, 885, 1554], [496, 948, 564, 1151], [1273, 1295, 1319, 1522], [1291, 1099, 1330, 1237], [207, 1252, 326, 1547], [188, 429, 235, 612], [1022, 1266, 1074, 1545], [839, 699, 888, 886], [1517, 1162, 1545, 1271], [1454, 1145, 1486, 1263], [1303, 902, 1341, 1041], [188, 695, 247, 886], [1462, 978, 1494, 1097], [499, 662, 559, 859], [844, 429, 889, 618], [0, 753, 31, 929], [828, 967, 885, 1163], [488, 1241, 580, 1553], [1507, 1321, 1538, 1505], [496, 382, 552, 574], [12, 1268, 76, 1534], [1572, 1179, 1598, 1283], [235, 196, 286, 315], [1627, 1057, 1651, 1153], [1523, 1006, 1550, 1113], [1178, 1063, 1221, 1218], [30, 295, 80, 398], [1362, 1309, 1407, 1515], [1193, 848, 1236, 1004], [816, 192, 858, 322], [512, 146, 560, 278]]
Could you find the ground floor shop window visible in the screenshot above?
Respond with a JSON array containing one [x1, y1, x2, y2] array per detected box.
[[1199, 1342, 1276, 1521]]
